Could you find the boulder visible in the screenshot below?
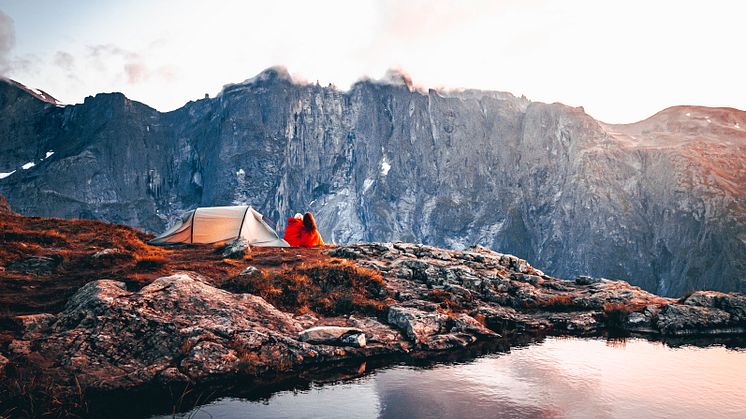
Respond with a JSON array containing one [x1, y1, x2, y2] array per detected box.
[[348, 316, 404, 345], [239, 265, 261, 277], [387, 305, 447, 343], [421, 333, 478, 350], [16, 313, 56, 336], [91, 248, 120, 259], [340, 333, 367, 348], [656, 304, 734, 335], [7, 255, 61, 274], [575, 275, 601, 286], [683, 291, 746, 320], [18, 273, 302, 390], [221, 239, 250, 259], [449, 313, 500, 337]]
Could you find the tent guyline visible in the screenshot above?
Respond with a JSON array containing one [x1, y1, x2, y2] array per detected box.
[[149, 205, 289, 247]]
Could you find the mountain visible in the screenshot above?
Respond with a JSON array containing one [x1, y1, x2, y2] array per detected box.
[[1, 68, 745, 296]]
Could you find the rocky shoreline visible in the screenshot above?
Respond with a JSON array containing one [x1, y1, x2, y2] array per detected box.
[[2, 241, 745, 416]]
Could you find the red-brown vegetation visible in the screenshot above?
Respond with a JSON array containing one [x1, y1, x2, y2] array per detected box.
[[134, 255, 169, 270], [602, 302, 632, 329], [0, 206, 344, 348], [533, 294, 579, 311], [220, 259, 389, 316]]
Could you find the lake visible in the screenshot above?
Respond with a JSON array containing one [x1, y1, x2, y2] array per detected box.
[[157, 337, 746, 419]]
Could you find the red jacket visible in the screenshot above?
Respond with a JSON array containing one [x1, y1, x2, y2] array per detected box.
[[284, 213, 325, 247]]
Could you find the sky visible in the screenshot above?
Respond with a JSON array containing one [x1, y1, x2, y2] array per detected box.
[[0, 0, 744, 123]]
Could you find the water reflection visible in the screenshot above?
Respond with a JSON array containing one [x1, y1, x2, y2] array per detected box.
[[156, 337, 746, 419]]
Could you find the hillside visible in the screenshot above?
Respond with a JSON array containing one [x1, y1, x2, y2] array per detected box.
[[0, 70, 745, 296]]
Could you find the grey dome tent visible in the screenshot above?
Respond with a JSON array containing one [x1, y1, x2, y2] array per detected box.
[[149, 205, 289, 247]]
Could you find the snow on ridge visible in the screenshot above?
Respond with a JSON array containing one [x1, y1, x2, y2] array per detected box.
[[21, 162, 35, 170], [0, 170, 16, 179]]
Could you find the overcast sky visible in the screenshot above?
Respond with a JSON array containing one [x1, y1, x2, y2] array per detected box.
[[0, 0, 744, 123]]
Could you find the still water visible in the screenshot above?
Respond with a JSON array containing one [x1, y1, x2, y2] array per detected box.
[[160, 337, 746, 419]]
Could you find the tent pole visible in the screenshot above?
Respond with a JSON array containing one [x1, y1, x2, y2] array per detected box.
[[237, 205, 251, 239], [190, 210, 196, 244]]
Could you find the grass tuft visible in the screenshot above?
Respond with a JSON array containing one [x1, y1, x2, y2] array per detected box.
[[221, 259, 388, 316]]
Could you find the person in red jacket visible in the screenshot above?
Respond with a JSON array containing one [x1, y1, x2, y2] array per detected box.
[[284, 212, 325, 247]]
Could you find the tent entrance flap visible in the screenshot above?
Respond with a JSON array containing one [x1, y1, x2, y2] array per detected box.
[[149, 205, 289, 247], [239, 208, 289, 247]]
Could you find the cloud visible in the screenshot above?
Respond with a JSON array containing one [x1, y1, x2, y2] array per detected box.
[[124, 61, 147, 83], [86, 42, 176, 85], [53, 51, 75, 71], [0, 10, 16, 76]]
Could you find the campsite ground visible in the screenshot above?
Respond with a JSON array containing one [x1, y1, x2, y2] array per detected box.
[[0, 204, 332, 344]]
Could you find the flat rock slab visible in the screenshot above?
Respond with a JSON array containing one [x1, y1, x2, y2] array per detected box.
[[299, 326, 366, 347]]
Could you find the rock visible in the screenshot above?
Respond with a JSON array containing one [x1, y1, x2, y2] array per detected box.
[[387, 305, 447, 344], [19, 273, 302, 390], [88, 248, 133, 267], [683, 291, 746, 320], [92, 248, 120, 259], [326, 247, 364, 259], [421, 333, 477, 350], [16, 313, 56, 337], [294, 314, 318, 328], [180, 340, 239, 379], [7, 255, 61, 274], [626, 311, 654, 332], [340, 333, 367, 348], [347, 316, 404, 345], [156, 367, 190, 384], [239, 265, 261, 277], [298, 326, 365, 345], [656, 304, 735, 335], [474, 306, 520, 333], [221, 239, 250, 259], [575, 275, 600, 286], [449, 313, 500, 337]]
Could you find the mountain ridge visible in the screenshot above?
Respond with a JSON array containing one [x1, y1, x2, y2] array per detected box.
[[1, 68, 745, 296]]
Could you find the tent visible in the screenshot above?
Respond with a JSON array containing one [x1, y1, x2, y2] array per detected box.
[[149, 205, 289, 247]]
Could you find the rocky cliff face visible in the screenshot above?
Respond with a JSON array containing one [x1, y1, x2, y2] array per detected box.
[[1, 69, 745, 295]]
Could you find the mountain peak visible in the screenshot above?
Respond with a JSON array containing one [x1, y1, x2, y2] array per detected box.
[[0, 77, 63, 106], [221, 66, 295, 94]]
